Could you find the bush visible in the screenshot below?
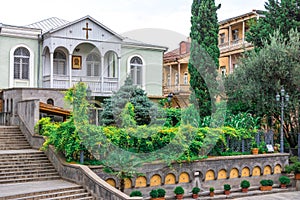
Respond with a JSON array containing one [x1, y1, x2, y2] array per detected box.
[[260, 179, 273, 186], [157, 188, 166, 197], [130, 190, 142, 197], [192, 187, 200, 194], [209, 187, 215, 192], [240, 180, 250, 188], [174, 186, 184, 195], [279, 176, 291, 184], [150, 189, 158, 198], [224, 184, 231, 191], [285, 162, 300, 174]]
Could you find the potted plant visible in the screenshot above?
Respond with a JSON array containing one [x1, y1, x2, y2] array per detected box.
[[157, 188, 166, 200], [260, 179, 273, 191], [274, 143, 280, 152], [285, 161, 300, 180], [150, 189, 158, 200], [251, 142, 259, 155], [279, 175, 290, 188], [174, 186, 184, 200], [258, 141, 268, 154], [130, 190, 142, 197], [191, 187, 200, 199], [209, 187, 215, 197], [240, 180, 250, 193], [224, 184, 231, 195]]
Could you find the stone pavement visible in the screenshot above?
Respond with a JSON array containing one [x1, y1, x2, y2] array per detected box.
[[233, 191, 300, 200]]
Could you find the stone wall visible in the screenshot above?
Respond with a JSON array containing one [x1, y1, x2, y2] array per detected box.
[[93, 153, 289, 198]]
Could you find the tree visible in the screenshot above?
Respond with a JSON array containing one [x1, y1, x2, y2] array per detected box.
[[100, 77, 157, 126], [246, 0, 300, 48], [226, 30, 300, 147], [188, 0, 221, 120]]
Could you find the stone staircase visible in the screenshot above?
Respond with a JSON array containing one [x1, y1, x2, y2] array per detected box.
[[0, 126, 95, 199]]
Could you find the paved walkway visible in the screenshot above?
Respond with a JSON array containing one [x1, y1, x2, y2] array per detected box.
[[0, 179, 79, 198], [233, 191, 300, 200]]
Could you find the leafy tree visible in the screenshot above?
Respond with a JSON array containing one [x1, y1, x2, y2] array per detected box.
[[188, 0, 221, 120], [100, 77, 157, 126], [226, 30, 300, 147], [246, 0, 300, 48]]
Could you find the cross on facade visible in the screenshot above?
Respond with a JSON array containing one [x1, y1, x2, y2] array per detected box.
[[82, 22, 92, 39]]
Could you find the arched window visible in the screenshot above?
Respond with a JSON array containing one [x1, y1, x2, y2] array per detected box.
[[53, 51, 66, 75], [130, 56, 143, 85], [183, 72, 188, 85], [14, 47, 30, 80], [105, 51, 117, 78], [86, 53, 100, 76]]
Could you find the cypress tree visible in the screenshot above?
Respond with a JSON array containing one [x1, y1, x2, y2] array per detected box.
[[188, 0, 220, 120]]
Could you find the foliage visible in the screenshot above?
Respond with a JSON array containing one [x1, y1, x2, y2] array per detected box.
[[240, 180, 250, 188], [279, 176, 291, 185], [285, 162, 300, 174], [258, 141, 268, 153], [223, 184, 231, 191], [157, 188, 166, 197], [260, 179, 274, 186], [163, 107, 181, 127], [174, 186, 184, 195], [209, 187, 215, 192], [188, 0, 221, 121], [130, 190, 142, 197], [251, 141, 258, 149], [192, 187, 200, 194], [225, 30, 300, 148], [246, 0, 300, 49], [100, 77, 157, 126], [150, 189, 158, 198]]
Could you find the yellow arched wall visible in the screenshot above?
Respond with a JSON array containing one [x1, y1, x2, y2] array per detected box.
[[165, 173, 176, 185], [179, 172, 190, 183], [150, 174, 162, 186], [106, 178, 116, 187], [205, 170, 215, 181], [252, 166, 261, 176], [263, 166, 272, 175], [241, 167, 250, 177], [135, 176, 147, 188], [124, 178, 132, 189], [229, 168, 239, 179], [274, 164, 282, 174], [217, 169, 227, 179]]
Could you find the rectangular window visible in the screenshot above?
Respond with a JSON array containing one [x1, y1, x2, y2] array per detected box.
[[220, 33, 225, 44], [232, 29, 239, 41], [220, 66, 226, 77]]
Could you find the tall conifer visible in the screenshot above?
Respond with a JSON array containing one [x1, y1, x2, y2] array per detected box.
[[188, 0, 220, 120]]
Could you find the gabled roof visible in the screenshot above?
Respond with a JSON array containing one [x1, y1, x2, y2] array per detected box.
[[26, 17, 69, 33], [164, 41, 190, 63]]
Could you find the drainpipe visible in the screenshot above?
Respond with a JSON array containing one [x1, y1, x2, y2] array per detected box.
[[37, 34, 42, 88]]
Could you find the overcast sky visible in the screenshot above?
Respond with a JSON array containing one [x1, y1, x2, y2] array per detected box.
[[0, 0, 266, 36]]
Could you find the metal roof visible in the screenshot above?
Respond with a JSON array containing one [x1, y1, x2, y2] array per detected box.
[[26, 17, 69, 33]]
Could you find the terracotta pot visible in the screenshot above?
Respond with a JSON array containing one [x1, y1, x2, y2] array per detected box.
[[209, 192, 214, 197], [280, 184, 287, 189], [192, 194, 198, 199], [224, 190, 230, 195], [175, 194, 184, 200], [252, 148, 259, 155], [295, 173, 300, 180], [260, 186, 272, 191], [242, 188, 248, 193]]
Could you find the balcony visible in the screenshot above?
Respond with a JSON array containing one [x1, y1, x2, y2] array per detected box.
[[219, 38, 252, 54], [163, 84, 191, 95], [43, 75, 118, 96]]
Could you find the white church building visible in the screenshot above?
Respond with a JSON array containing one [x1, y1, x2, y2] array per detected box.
[[0, 16, 167, 100]]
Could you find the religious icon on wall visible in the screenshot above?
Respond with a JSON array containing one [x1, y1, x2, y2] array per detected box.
[[72, 56, 82, 69]]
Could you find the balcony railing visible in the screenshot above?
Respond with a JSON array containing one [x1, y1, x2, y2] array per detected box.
[[219, 38, 252, 53], [43, 75, 118, 96], [163, 84, 191, 95]]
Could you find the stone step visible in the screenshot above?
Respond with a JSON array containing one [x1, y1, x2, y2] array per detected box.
[[14, 189, 90, 200], [0, 175, 61, 184], [0, 171, 59, 181], [74, 197, 95, 200], [0, 165, 54, 173], [0, 154, 47, 160], [42, 192, 92, 200], [0, 146, 32, 150], [0, 158, 50, 165], [0, 168, 57, 177], [3, 185, 84, 199], [0, 162, 53, 169]]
